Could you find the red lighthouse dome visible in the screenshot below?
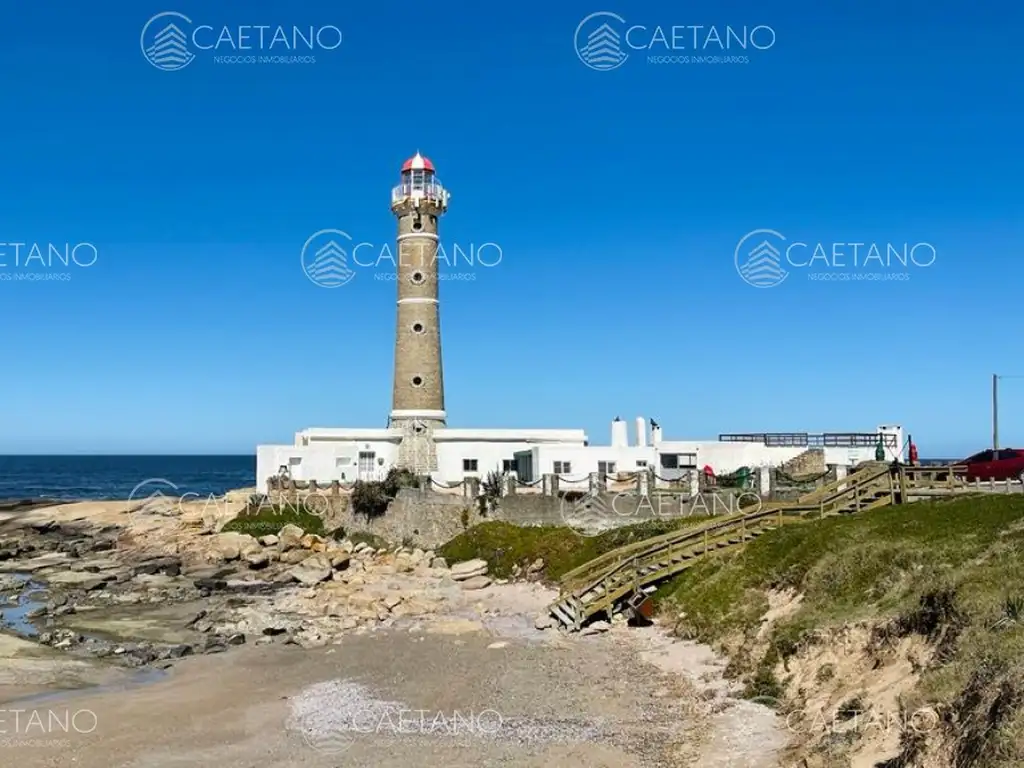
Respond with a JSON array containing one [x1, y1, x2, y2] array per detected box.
[[401, 152, 435, 173]]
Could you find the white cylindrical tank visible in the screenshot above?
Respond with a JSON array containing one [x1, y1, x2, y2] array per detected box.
[[635, 417, 646, 447], [611, 418, 628, 448], [651, 421, 663, 446]]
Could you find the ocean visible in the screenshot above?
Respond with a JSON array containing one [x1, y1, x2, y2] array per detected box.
[[0, 455, 255, 501]]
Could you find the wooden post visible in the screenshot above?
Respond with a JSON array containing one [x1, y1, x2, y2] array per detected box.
[[704, 529, 708, 555]]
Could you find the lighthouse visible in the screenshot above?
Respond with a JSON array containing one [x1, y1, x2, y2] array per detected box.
[[388, 152, 451, 472]]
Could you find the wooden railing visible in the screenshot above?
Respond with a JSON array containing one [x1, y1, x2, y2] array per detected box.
[[557, 460, 933, 610]]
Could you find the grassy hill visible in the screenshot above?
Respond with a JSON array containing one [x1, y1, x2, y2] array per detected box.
[[441, 495, 1024, 766]]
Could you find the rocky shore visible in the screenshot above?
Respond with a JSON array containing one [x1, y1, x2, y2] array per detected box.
[[0, 495, 785, 767]]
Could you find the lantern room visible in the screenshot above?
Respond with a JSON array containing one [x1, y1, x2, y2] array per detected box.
[[391, 151, 449, 211]]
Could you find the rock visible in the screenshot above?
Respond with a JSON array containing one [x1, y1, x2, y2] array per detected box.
[[450, 559, 488, 581], [212, 533, 259, 562], [161, 644, 193, 659], [383, 594, 404, 610], [323, 601, 346, 618], [132, 556, 182, 578], [280, 549, 310, 565], [394, 554, 415, 573], [460, 575, 491, 591], [581, 620, 611, 636], [534, 614, 555, 630], [46, 571, 113, 588], [258, 534, 279, 547], [487, 641, 508, 650], [330, 552, 351, 570], [226, 633, 246, 646], [277, 524, 305, 552], [287, 554, 332, 585], [193, 577, 226, 592], [245, 551, 270, 569], [527, 558, 545, 574]]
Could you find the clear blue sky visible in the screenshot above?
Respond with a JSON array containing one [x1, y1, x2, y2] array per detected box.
[[1, 0, 1020, 457]]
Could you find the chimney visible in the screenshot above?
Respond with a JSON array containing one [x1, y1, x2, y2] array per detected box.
[[635, 416, 646, 447], [651, 418, 663, 446], [611, 417, 628, 448]]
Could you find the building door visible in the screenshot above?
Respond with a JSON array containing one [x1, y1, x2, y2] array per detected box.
[[358, 451, 376, 480]]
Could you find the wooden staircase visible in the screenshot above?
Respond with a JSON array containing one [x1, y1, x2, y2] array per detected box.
[[547, 462, 966, 630]]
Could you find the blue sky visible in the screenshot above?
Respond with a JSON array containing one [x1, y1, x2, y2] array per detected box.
[[0, 0, 1020, 457]]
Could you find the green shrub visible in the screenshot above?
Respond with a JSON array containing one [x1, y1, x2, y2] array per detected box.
[[221, 502, 325, 537]]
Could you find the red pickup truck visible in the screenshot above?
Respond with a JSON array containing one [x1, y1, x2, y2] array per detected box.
[[958, 449, 1024, 482]]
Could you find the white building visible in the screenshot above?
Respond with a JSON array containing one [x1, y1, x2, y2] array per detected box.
[[256, 418, 905, 491], [256, 152, 906, 492]]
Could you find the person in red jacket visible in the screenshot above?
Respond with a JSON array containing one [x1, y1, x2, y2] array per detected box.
[[702, 464, 715, 488]]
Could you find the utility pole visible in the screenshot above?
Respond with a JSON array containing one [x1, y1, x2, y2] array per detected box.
[[993, 373, 999, 454]]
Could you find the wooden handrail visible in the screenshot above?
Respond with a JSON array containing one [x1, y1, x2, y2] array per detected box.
[[561, 463, 894, 593]]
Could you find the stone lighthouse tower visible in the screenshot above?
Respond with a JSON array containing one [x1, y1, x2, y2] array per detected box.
[[388, 152, 450, 472]]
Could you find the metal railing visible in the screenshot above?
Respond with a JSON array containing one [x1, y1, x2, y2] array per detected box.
[[718, 432, 898, 448]]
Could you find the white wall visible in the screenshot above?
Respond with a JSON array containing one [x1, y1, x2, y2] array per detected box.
[[256, 425, 904, 488], [255, 434, 401, 490]]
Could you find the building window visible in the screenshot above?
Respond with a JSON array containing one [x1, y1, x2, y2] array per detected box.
[[598, 461, 616, 474], [463, 459, 479, 472], [411, 376, 424, 387], [411, 322, 425, 334], [636, 460, 648, 467], [502, 459, 516, 473], [659, 453, 697, 470], [553, 461, 572, 474], [410, 271, 425, 284], [412, 220, 423, 231]]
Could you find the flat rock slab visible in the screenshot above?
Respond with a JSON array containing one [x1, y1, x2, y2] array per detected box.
[[70, 559, 123, 572], [0, 553, 70, 573], [45, 571, 114, 587], [450, 559, 488, 581], [460, 575, 492, 591]]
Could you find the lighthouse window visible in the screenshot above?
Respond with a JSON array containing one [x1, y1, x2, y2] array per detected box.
[[410, 271, 425, 284], [412, 220, 423, 231], [411, 376, 423, 387], [411, 322, 425, 334]]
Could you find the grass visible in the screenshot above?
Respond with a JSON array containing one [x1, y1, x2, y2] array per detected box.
[[654, 494, 1024, 767], [220, 502, 327, 538], [438, 516, 715, 581], [438, 493, 1024, 765]]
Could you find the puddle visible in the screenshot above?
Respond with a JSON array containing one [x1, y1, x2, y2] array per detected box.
[[3, 666, 169, 708], [1, 574, 46, 637]]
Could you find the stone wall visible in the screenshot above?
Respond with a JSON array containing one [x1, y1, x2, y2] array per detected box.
[[781, 448, 827, 476], [266, 484, 755, 549]]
